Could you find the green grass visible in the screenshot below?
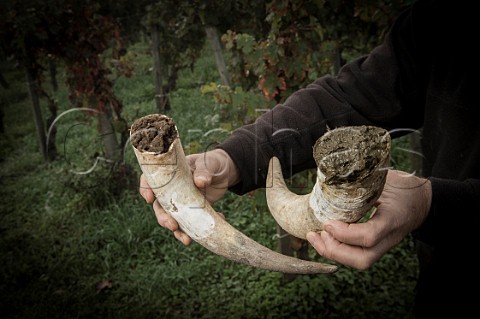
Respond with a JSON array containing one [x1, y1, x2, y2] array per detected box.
[[0, 41, 418, 319]]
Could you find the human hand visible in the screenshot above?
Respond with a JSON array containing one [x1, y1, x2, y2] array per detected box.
[[306, 169, 432, 270], [139, 148, 240, 246]]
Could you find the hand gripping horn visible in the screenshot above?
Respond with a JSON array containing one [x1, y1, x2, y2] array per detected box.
[[266, 126, 391, 239], [130, 114, 337, 274]]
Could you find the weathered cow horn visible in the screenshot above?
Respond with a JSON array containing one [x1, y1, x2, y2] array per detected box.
[[130, 114, 337, 274], [266, 126, 391, 239]]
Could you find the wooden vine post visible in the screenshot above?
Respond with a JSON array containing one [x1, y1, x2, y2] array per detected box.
[[151, 24, 169, 113]]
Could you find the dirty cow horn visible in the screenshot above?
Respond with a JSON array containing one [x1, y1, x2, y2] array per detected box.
[[130, 114, 337, 274], [266, 126, 391, 240]]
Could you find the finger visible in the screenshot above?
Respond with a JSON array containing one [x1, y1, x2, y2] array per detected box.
[[153, 200, 192, 246], [191, 155, 214, 189], [173, 230, 193, 246], [153, 200, 179, 231], [187, 154, 200, 174], [307, 231, 381, 270], [322, 210, 390, 248], [306, 231, 326, 253], [139, 174, 155, 203]]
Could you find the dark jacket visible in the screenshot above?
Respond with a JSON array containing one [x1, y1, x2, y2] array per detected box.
[[218, 0, 479, 316]]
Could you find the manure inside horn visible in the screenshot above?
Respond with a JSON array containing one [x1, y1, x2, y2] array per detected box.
[[130, 114, 178, 154], [313, 126, 390, 185]]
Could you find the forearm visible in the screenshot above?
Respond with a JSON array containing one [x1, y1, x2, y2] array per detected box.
[[217, 5, 427, 195], [218, 71, 405, 194], [216, 83, 361, 194]]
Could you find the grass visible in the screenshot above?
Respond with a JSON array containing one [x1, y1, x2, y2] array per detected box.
[[0, 40, 418, 319]]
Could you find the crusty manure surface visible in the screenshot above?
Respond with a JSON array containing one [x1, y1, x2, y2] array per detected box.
[[130, 114, 178, 153], [313, 126, 390, 185]]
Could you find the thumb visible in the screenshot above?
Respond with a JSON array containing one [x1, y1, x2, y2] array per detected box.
[[192, 155, 214, 189]]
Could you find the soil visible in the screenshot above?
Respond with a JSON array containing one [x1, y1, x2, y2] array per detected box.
[[313, 126, 390, 185], [130, 114, 178, 153]]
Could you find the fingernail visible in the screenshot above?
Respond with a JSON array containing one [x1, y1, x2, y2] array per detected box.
[[140, 190, 148, 201], [324, 225, 333, 233], [306, 231, 319, 244], [306, 232, 314, 242], [195, 175, 208, 187], [307, 232, 324, 254], [197, 175, 208, 181]]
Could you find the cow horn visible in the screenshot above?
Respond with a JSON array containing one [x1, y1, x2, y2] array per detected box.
[[130, 114, 337, 274], [266, 126, 391, 239]]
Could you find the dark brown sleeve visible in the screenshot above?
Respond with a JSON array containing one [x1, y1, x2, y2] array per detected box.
[[217, 5, 425, 195]]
